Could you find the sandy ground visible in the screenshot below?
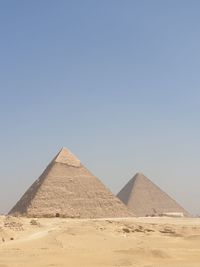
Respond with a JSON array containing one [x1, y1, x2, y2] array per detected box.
[[0, 216, 200, 267]]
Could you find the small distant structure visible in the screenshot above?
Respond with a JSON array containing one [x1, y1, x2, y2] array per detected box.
[[159, 212, 184, 218], [9, 148, 132, 218], [117, 172, 190, 217]]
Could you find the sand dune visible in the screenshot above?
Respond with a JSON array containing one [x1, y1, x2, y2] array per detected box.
[[1, 216, 200, 267]]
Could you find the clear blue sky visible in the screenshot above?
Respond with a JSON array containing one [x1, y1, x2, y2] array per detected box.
[[0, 0, 200, 215]]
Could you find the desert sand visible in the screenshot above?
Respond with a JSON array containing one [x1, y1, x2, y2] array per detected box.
[[0, 216, 200, 267]]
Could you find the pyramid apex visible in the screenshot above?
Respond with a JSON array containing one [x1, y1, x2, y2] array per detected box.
[[54, 147, 81, 167], [135, 172, 146, 178]]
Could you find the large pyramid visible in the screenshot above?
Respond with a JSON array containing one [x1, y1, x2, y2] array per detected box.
[[117, 172, 189, 217], [9, 148, 132, 218]]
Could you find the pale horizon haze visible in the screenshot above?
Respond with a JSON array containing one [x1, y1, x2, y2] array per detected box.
[[0, 1, 200, 215]]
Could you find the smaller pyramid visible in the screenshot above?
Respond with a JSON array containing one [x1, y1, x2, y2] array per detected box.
[[9, 148, 133, 218], [117, 172, 189, 217]]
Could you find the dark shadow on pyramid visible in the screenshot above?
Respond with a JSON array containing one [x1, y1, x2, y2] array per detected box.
[[9, 148, 133, 218], [117, 172, 190, 217]]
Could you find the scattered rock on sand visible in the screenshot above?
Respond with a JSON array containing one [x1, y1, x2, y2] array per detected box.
[[30, 219, 40, 226], [159, 227, 176, 235], [4, 217, 23, 231], [122, 228, 130, 233]]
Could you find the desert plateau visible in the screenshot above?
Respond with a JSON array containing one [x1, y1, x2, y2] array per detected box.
[[1, 216, 200, 267]]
